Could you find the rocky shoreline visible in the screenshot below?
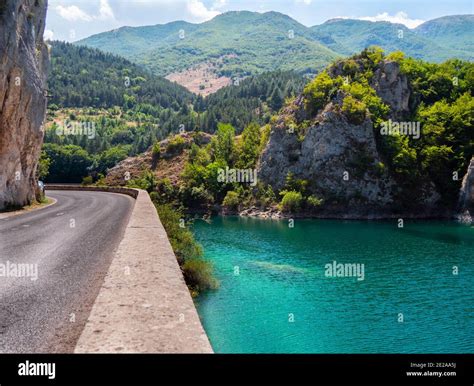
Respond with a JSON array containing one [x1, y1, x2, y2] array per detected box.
[[205, 205, 461, 221]]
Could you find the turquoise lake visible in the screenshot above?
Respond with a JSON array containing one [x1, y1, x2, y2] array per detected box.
[[193, 217, 474, 353]]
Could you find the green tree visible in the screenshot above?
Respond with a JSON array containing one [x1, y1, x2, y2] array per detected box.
[[303, 71, 342, 115], [211, 123, 236, 164], [280, 191, 303, 213], [237, 122, 261, 169], [222, 191, 240, 210], [37, 151, 51, 180], [342, 95, 367, 124], [97, 146, 130, 174], [43, 144, 93, 183]]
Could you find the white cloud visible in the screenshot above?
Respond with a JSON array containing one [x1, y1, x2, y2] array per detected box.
[[55, 0, 115, 22], [295, 0, 312, 5], [186, 0, 220, 21], [357, 12, 425, 29], [119, 0, 221, 22], [98, 0, 115, 20], [44, 29, 54, 40], [55, 5, 93, 22]]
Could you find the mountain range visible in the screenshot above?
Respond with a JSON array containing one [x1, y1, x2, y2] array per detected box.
[[77, 11, 473, 81]]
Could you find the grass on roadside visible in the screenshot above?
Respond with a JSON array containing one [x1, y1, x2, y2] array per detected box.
[[0, 197, 54, 215], [153, 202, 218, 297]]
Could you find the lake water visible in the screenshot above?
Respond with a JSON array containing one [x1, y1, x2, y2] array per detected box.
[[193, 217, 474, 353]]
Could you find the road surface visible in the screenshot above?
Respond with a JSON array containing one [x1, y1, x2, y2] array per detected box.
[[0, 190, 135, 353]]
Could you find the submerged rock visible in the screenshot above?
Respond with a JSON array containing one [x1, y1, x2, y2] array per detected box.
[[0, 0, 49, 210]]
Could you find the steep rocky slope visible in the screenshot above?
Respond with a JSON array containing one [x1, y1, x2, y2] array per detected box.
[[0, 0, 49, 209], [258, 54, 443, 218], [457, 157, 474, 223], [258, 103, 398, 218], [104, 132, 212, 187]]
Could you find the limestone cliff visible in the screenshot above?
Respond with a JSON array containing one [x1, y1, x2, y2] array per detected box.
[[329, 58, 411, 120], [457, 158, 474, 224], [258, 58, 441, 218], [0, 0, 49, 210]]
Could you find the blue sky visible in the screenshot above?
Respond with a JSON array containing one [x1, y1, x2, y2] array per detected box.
[[45, 0, 474, 41]]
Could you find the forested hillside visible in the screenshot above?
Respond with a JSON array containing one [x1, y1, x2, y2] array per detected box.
[[109, 48, 473, 219], [310, 16, 473, 62], [197, 71, 306, 132], [414, 15, 473, 56], [43, 42, 305, 182], [48, 41, 194, 109], [78, 12, 473, 82], [77, 11, 340, 77]]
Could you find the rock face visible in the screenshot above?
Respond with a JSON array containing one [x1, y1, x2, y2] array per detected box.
[[258, 59, 440, 218], [370, 60, 411, 120], [329, 59, 411, 120], [0, 0, 49, 210], [258, 103, 398, 218], [457, 158, 474, 223]]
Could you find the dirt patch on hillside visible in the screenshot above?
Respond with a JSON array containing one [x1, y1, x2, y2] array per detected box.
[[104, 132, 212, 187], [166, 56, 236, 96]]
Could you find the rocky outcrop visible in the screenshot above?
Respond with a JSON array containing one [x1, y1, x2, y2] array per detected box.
[[457, 158, 474, 223], [370, 60, 411, 120], [258, 103, 399, 218], [329, 59, 411, 119], [0, 0, 49, 210], [257, 59, 441, 218]]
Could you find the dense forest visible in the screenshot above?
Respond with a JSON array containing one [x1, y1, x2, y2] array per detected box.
[[195, 71, 306, 132], [78, 12, 473, 79], [78, 11, 338, 77], [43, 42, 305, 182], [43, 41, 473, 212], [48, 41, 194, 109], [125, 48, 473, 217]]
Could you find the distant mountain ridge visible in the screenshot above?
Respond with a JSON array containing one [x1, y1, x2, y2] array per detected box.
[[414, 14, 473, 54], [311, 15, 473, 61], [76, 12, 473, 82], [78, 11, 337, 78]]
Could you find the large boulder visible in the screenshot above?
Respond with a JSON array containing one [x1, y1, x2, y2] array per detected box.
[[0, 0, 49, 210]]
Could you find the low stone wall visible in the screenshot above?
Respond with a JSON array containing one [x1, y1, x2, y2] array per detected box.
[[47, 186, 213, 353], [46, 185, 139, 199]]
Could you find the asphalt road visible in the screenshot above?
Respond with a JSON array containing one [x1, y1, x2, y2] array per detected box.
[[0, 190, 135, 353]]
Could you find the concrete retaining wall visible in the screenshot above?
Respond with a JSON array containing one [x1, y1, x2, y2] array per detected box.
[[47, 186, 213, 353], [46, 185, 139, 199]]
